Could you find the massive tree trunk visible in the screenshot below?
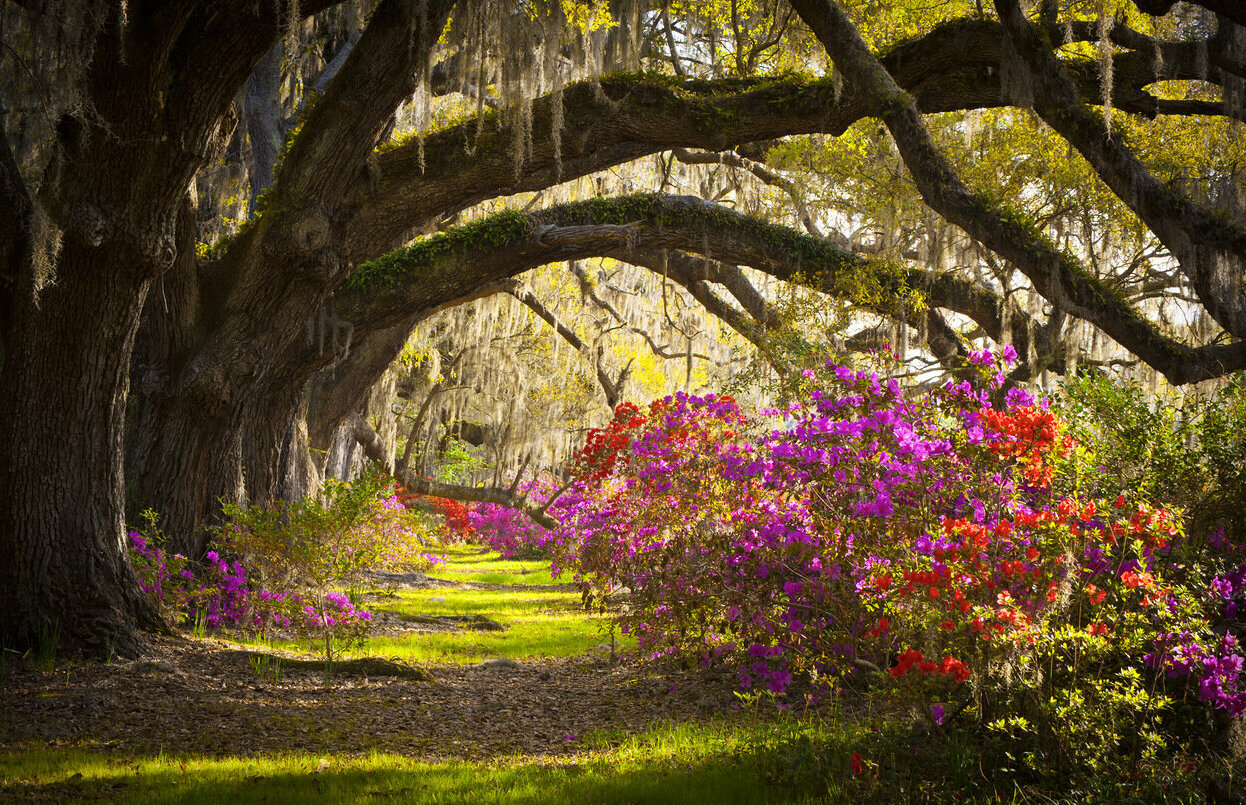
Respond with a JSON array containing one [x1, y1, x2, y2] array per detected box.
[[126, 0, 458, 555], [241, 385, 308, 511], [131, 394, 245, 559], [0, 237, 165, 655], [0, 0, 307, 653]]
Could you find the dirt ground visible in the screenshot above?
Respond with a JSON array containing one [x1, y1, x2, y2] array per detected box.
[[0, 634, 761, 762]]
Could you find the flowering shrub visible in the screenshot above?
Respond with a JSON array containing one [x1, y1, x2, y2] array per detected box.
[[397, 475, 561, 560], [219, 472, 442, 659], [393, 480, 494, 546], [130, 475, 442, 660], [551, 352, 1245, 788], [193, 549, 253, 629], [222, 474, 441, 589], [467, 501, 554, 559], [459, 477, 565, 559], [129, 531, 376, 644], [128, 509, 257, 630], [128, 518, 201, 623], [434, 496, 475, 539]]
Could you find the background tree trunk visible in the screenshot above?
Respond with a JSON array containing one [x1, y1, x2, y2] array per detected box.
[[130, 394, 244, 560], [244, 44, 285, 215]]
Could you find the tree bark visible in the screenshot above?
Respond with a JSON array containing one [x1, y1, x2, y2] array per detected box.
[[132, 391, 245, 559], [244, 43, 284, 215], [0, 237, 165, 655], [242, 386, 308, 510]]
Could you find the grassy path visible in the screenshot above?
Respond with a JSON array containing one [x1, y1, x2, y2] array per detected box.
[[267, 544, 621, 665], [0, 545, 845, 804]]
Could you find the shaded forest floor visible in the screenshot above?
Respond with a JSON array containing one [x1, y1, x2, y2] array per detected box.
[[0, 547, 847, 804]]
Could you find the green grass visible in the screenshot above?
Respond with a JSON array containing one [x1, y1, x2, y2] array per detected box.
[[0, 721, 842, 804], [430, 569, 562, 586], [372, 545, 631, 663], [247, 587, 614, 665], [425, 546, 566, 586], [240, 544, 630, 664], [364, 587, 626, 664]]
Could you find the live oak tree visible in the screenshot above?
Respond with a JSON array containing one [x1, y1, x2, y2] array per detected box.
[[0, 0, 350, 654], [1, 0, 1243, 655]]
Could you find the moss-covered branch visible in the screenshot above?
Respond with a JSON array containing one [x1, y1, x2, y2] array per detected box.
[[339, 16, 1220, 266], [995, 0, 1246, 339], [337, 194, 913, 329], [789, 0, 1246, 385], [338, 192, 1246, 385]]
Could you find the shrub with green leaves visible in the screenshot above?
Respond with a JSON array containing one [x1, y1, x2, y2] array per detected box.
[[219, 472, 443, 659], [1058, 373, 1246, 542]]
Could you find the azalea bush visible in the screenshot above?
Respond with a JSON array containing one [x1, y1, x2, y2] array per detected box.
[[460, 477, 565, 560], [128, 508, 278, 634], [219, 472, 443, 659], [550, 351, 1246, 793], [128, 509, 246, 628], [467, 501, 552, 559], [397, 475, 560, 560], [393, 484, 476, 543], [222, 473, 440, 589], [130, 473, 443, 660], [129, 521, 381, 656]]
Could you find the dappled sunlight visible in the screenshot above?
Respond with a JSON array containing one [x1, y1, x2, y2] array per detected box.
[[0, 727, 790, 805]]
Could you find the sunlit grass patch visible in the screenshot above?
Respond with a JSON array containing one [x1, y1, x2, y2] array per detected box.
[[225, 536, 621, 664], [436, 543, 500, 563], [367, 588, 620, 664], [244, 587, 627, 665], [426, 545, 565, 586], [0, 720, 842, 804], [364, 613, 604, 664], [430, 569, 563, 586], [389, 588, 579, 618]]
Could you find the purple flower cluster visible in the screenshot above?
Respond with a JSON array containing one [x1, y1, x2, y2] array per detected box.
[[1146, 631, 1246, 716], [129, 531, 187, 605], [302, 591, 373, 630], [1210, 547, 1246, 621], [547, 351, 1246, 729], [197, 550, 251, 628], [467, 501, 554, 559], [128, 531, 374, 639]]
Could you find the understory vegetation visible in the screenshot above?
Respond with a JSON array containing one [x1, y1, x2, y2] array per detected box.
[[5, 360, 1245, 803]]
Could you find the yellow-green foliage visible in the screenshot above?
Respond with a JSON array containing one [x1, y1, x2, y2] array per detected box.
[[220, 474, 440, 593]]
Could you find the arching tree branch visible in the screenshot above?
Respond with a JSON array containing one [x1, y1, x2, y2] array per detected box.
[[788, 0, 1246, 385], [996, 0, 1246, 339], [339, 16, 1226, 266], [336, 195, 911, 335], [335, 194, 1242, 381]]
